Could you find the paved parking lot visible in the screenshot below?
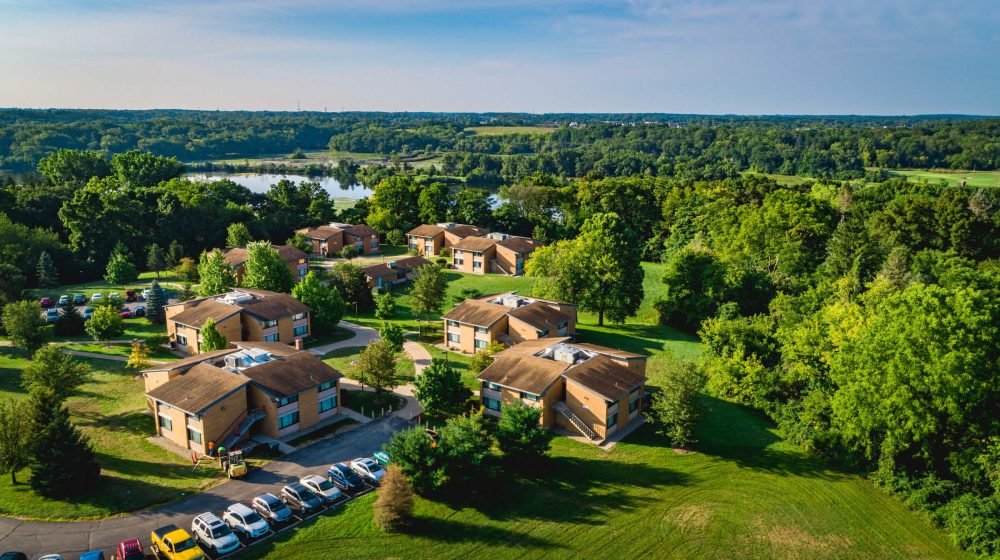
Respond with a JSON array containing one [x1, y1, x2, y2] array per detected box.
[[0, 415, 408, 559]]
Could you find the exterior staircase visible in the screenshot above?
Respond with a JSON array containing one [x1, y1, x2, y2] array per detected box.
[[497, 333, 516, 347], [221, 408, 266, 450], [491, 258, 512, 276], [553, 401, 597, 440]]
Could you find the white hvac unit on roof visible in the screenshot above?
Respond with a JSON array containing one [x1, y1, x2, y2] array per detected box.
[[329, 222, 352, 229], [553, 347, 579, 365], [502, 295, 525, 308], [218, 291, 254, 305], [436, 222, 457, 228], [486, 232, 510, 241]]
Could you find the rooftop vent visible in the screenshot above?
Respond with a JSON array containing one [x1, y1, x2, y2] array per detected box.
[[436, 222, 457, 229], [217, 291, 254, 305], [223, 349, 274, 371], [486, 232, 511, 241], [502, 295, 525, 308], [553, 348, 578, 364], [328, 222, 352, 229]]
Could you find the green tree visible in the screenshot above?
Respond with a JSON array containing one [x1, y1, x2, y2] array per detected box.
[[528, 212, 644, 326], [414, 358, 470, 413], [655, 245, 730, 331], [145, 279, 166, 324], [111, 149, 184, 188], [37, 149, 111, 187], [85, 305, 125, 346], [0, 263, 26, 308], [104, 251, 139, 288], [146, 243, 166, 277], [36, 251, 58, 287], [373, 464, 414, 532], [126, 340, 151, 370], [339, 245, 359, 261], [199, 318, 228, 352], [496, 401, 552, 465], [286, 232, 312, 253], [385, 229, 405, 247], [453, 287, 483, 305], [175, 256, 199, 283], [29, 404, 101, 498], [356, 340, 399, 400], [2, 301, 45, 351], [470, 341, 505, 373], [374, 292, 396, 320], [243, 241, 294, 293], [226, 222, 253, 249], [437, 409, 497, 489], [379, 321, 405, 353], [166, 240, 184, 269], [291, 271, 345, 334], [178, 282, 196, 302], [387, 426, 443, 495], [329, 262, 373, 314], [418, 182, 452, 224], [450, 187, 492, 227], [0, 398, 32, 484], [53, 301, 86, 336], [22, 346, 92, 403], [197, 249, 236, 296], [410, 264, 447, 335], [650, 361, 705, 449]]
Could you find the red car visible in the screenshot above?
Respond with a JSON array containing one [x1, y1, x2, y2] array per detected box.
[[125, 290, 137, 302], [114, 537, 145, 560], [119, 307, 133, 319], [39, 297, 53, 308]]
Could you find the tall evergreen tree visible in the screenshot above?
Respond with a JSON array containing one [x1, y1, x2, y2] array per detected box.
[[145, 279, 166, 324], [199, 318, 228, 352], [165, 240, 184, 269], [146, 243, 166, 277], [197, 249, 236, 296], [54, 301, 86, 336], [36, 251, 58, 287], [226, 222, 253, 249], [29, 405, 101, 498]]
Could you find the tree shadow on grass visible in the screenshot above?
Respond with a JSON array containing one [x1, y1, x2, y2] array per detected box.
[[633, 394, 852, 481], [430, 454, 690, 527], [408, 516, 561, 551], [575, 323, 698, 358]]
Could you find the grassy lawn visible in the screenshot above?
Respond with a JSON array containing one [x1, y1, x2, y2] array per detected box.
[[322, 346, 416, 381], [61, 342, 179, 362], [464, 126, 557, 136], [0, 347, 222, 520], [242, 395, 965, 560], [887, 168, 1000, 188]]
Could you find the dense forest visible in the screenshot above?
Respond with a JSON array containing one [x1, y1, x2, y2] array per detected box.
[[1, 112, 1000, 556], [1, 110, 998, 182]]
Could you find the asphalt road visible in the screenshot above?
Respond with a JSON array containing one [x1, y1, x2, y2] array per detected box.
[[0, 415, 408, 560]]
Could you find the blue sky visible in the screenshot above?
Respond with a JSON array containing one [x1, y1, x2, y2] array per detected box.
[[1, 0, 998, 114]]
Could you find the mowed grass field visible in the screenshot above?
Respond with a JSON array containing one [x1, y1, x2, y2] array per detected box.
[[888, 168, 1000, 188], [244, 397, 966, 560], [464, 126, 557, 136], [0, 348, 222, 520]]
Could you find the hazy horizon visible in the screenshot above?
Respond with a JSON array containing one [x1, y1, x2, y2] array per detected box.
[[2, 0, 998, 115]]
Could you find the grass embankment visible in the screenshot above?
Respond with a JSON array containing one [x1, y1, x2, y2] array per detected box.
[[243, 396, 966, 560], [0, 347, 222, 520]]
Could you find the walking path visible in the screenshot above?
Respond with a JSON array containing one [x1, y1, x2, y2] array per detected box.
[[404, 339, 432, 375], [307, 320, 375, 355]]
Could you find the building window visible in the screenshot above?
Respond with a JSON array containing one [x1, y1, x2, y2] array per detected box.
[[277, 394, 299, 407], [475, 339, 488, 349], [607, 409, 618, 429], [370, 239, 378, 249], [447, 320, 460, 327], [187, 427, 203, 444], [557, 321, 568, 329], [447, 333, 460, 343], [298, 267, 307, 277], [278, 411, 300, 429], [293, 312, 306, 321], [473, 261, 482, 269], [425, 244, 433, 254], [454, 256, 464, 265], [264, 333, 280, 342], [158, 414, 173, 431], [176, 334, 188, 346], [293, 325, 308, 337], [318, 380, 336, 392], [483, 397, 502, 411], [474, 326, 488, 334], [318, 397, 337, 413], [486, 382, 501, 391], [520, 392, 539, 402], [408, 242, 418, 251], [260, 319, 278, 329], [629, 398, 639, 413]]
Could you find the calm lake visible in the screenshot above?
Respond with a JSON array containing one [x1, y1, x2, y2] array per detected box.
[[184, 172, 374, 200]]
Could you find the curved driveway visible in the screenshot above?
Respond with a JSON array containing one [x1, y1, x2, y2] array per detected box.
[[0, 415, 409, 559]]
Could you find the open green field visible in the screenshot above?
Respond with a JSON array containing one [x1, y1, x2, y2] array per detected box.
[[198, 149, 383, 166], [888, 168, 1000, 188], [0, 347, 221, 520], [244, 395, 965, 560], [464, 126, 557, 136]]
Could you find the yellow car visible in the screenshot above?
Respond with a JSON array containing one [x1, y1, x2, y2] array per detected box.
[[150, 525, 205, 560]]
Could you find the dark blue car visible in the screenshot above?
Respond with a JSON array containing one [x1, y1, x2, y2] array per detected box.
[[327, 463, 364, 491]]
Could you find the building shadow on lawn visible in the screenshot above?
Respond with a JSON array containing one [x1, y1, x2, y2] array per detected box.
[[432, 455, 690, 526], [648, 395, 853, 481], [575, 324, 697, 357]]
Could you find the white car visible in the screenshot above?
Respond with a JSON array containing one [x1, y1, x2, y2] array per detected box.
[[191, 512, 240, 555], [301, 474, 343, 503], [90, 293, 102, 302], [350, 457, 386, 484], [222, 502, 269, 540]]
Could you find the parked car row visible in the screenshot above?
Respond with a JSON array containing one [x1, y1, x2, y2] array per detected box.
[[0, 453, 392, 560], [38, 288, 166, 309]]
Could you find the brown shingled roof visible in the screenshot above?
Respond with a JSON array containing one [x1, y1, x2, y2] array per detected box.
[[147, 363, 249, 415], [496, 237, 539, 254], [568, 343, 645, 360], [477, 353, 567, 395], [301, 226, 344, 240], [407, 224, 445, 238], [563, 354, 646, 401], [239, 351, 343, 398], [453, 236, 498, 252], [361, 256, 431, 282], [505, 337, 571, 356], [169, 300, 242, 329], [442, 299, 510, 327], [447, 224, 489, 238], [223, 245, 306, 268], [235, 289, 311, 320], [506, 301, 571, 331], [344, 224, 379, 238]]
